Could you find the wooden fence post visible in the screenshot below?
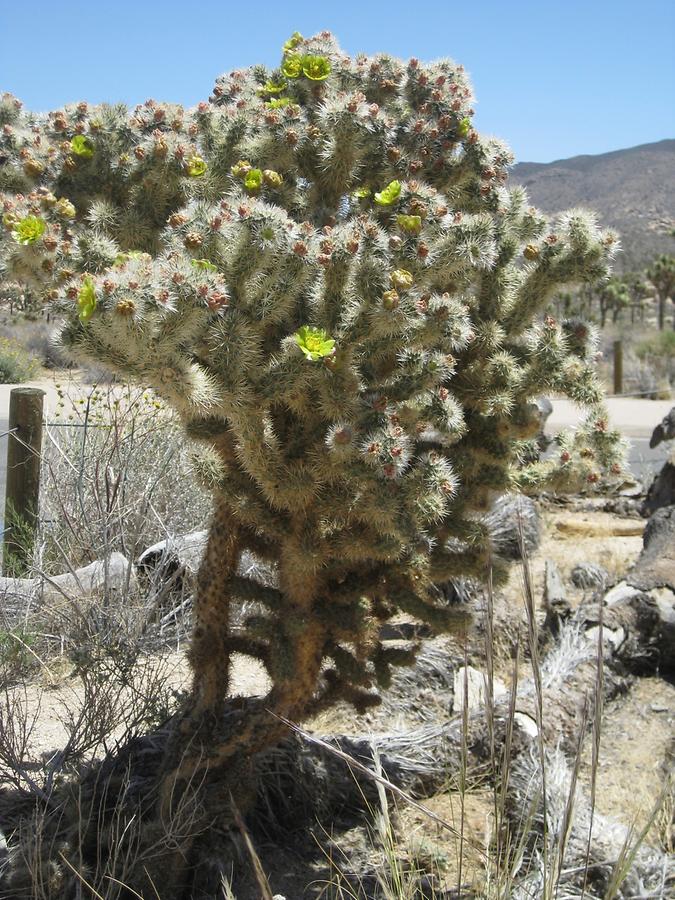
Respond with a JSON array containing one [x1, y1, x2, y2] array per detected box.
[[3, 387, 44, 576], [613, 340, 623, 396]]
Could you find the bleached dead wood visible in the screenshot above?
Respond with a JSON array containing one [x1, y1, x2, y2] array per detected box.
[[0, 552, 135, 613]]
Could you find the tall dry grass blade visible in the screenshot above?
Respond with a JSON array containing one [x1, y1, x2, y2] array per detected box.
[[581, 597, 604, 900], [220, 874, 237, 900], [58, 851, 107, 900], [518, 502, 551, 899], [105, 874, 161, 900], [456, 640, 470, 897], [553, 697, 589, 897], [492, 637, 521, 893], [230, 796, 275, 900], [604, 788, 670, 900]]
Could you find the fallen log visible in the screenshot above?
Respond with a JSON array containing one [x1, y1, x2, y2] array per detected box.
[[555, 518, 645, 537], [0, 552, 136, 613]]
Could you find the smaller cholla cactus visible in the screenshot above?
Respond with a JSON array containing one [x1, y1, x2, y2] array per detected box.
[[0, 34, 623, 733]]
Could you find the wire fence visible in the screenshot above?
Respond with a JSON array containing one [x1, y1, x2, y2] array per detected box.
[[1, 390, 212, 571]]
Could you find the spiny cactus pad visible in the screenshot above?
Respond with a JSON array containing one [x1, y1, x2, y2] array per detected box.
[[0, 32, 624, 714]]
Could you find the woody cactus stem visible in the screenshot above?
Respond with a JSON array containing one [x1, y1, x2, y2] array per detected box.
[[1, 34, 624, 757]]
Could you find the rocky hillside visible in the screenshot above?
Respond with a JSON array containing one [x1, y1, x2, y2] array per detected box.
[[509, 139, 675, 272]]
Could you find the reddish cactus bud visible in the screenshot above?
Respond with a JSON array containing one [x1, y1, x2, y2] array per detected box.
[[184, 232, 203, 249], [207, 291, 228, 310]]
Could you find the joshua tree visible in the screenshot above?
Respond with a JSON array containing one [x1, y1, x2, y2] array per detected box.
[[647, 254, 675, 330], [623, 270, 651, 325], [595, 275, 630, 327], [0, 31, 623, 895]]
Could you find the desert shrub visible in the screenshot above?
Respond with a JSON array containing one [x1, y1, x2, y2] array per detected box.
[[636, 330, 675, 388], [622, 349, 660, 399], [0, 335, 39, 382], [635, 329, 675, 359], [0, 317, 72, 369], [0, 627, 39, 680], [39, 383, 212, 571]]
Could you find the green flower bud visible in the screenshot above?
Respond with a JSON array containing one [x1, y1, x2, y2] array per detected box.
[[295, 325, 336, 361], [302, 55, 331, 81], [457, 117, 471, 138], [70, 135, 95, 158], [77, 276, 97, 323], [114, 250, 151, 267], [23, 158, 45, 177], [12, 215, 46, 245], [231, 159, 252, 178], [265, 97, 293, 109], [262, 169, 283, 188], [186, 155, 207, 177], [260, 79, 287, 95], [390, 269, 413, 291], [382, 290, 400, 310], [374, 180, 402, 206], [283, 31, 303, 53], [55, 198, 76, 218], [191, 258, 218, 271], [396, 214, 422, 234], [115, 298, 136, 316], [281, 54, 304, 79], [244, 168, 263, 192], [352, 187, 371, 200]]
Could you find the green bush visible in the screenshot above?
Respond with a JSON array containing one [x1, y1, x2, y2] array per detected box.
[[0, 335, 39, 382], [636, 329, 675, 360], [0, 627, 38, 679], [636, 330, 675, 387]]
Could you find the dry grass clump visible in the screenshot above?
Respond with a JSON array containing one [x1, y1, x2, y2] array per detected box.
[[39, 382, 211, 572]]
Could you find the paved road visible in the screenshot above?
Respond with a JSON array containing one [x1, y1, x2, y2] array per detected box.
[[0, 388, 672, 533]]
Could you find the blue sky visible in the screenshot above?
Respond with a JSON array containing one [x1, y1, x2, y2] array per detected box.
[[1, 0, 673, 163]]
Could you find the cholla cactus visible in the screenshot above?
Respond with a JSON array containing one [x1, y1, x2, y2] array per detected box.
[[1, 33, 623, 735]]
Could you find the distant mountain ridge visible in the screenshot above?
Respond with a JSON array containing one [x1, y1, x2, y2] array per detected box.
[[508, 139, 675, 272]]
